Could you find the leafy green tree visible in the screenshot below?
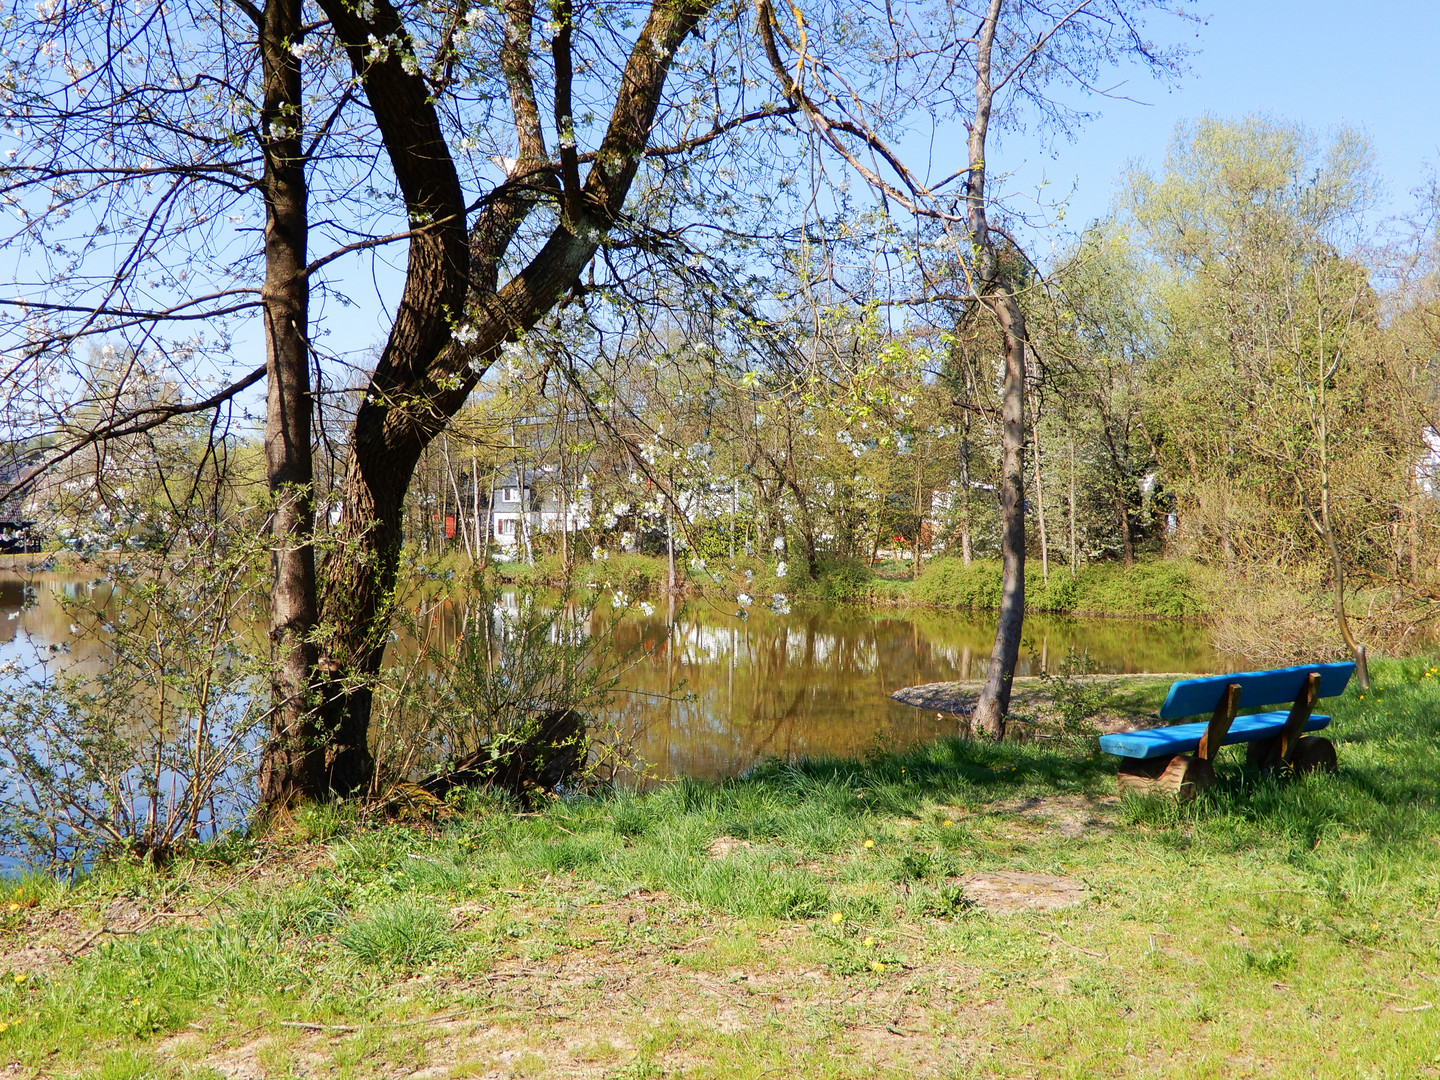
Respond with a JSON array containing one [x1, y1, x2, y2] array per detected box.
[[1129, 116, 1420, 678]]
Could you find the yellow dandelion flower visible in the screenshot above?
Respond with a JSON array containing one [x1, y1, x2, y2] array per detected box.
[[863, 936, 875, 947], [0, 1023, 8, 1034], [12, 974, 24, 985], [863, 839, 875, 849], [870, 961, 885, 972], [830, 912, 844, 924], [5, 904, 17, 913], [943, 819, 954, 826]]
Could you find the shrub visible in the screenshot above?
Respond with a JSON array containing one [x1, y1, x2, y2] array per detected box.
[[370, 576, 640, 799], [1030, 570, 1080, 613], [1036, 646, 1115, 736], [581, 553, 667, 596], [805, 557, 875, 602], [1075, 560, 1208, 618], [911, 559, 1004, 609], [0, 541, 270, 871], [913, 557, 1209, 618]]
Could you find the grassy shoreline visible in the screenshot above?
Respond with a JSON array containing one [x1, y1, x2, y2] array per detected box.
[[3, 659, 1439, 1078]]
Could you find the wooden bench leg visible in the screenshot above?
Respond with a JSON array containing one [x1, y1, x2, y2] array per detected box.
[[1245, 738, 1279, 771], [1250, 734, 1338, 774], [1248, 673, 1337, 776], [1117, 755, 1214, 801], [1119, 684, 1236, 801]]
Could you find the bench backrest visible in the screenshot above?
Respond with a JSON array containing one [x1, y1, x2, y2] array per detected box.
[[1159, 662, 1355, 719]]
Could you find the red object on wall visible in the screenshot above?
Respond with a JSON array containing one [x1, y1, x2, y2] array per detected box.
[[445, 515, 456, 539]]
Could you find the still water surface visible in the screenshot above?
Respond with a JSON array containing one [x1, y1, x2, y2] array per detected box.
[[0, 570, 1221, 781]]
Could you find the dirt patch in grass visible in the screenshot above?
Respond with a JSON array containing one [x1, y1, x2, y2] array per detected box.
[[981, 794, 1119, 838], [706, 835, 753, 858], [171, 916, 984, 1080], [957, 870, 1087, 914]]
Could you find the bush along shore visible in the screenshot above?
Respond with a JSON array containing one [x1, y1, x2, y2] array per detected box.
[[2, 658, 1439, 1077], [487, 551, 1215, 616]]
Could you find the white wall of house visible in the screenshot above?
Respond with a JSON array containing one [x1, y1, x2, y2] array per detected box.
[[489, 482, 591, 548]]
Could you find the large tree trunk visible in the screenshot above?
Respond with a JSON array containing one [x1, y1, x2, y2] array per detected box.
[[306, 0, 475, 794], [256, 0, 322, 808]]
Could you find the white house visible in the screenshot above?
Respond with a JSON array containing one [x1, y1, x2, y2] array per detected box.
[[489, 468, 591, 550]]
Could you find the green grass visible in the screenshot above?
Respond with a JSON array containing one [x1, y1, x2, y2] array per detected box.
[[3, 658, 1440, 1077]]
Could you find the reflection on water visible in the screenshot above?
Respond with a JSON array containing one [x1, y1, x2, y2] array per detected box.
[[0, 572, 118, 680], [0, 569, 1222, 783], [603, 595, 1220, 780]]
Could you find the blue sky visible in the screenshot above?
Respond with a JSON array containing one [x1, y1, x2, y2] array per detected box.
[[997, 0, 1439, 248]]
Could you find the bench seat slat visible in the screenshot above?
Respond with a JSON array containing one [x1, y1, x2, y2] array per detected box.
[[1099, 712, 1332, 760]]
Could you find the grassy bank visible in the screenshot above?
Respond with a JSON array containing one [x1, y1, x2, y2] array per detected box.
[[3, 659, 1439, 1078]]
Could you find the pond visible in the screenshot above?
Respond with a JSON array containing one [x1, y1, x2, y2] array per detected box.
[[0, 569, 1221, 783]]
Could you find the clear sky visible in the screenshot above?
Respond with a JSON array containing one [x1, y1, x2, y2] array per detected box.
[[997, 0, 1440, 250]]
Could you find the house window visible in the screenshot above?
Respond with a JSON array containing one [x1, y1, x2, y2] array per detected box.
[[503, 488, 519, 503], [498, 519, 515, 536]]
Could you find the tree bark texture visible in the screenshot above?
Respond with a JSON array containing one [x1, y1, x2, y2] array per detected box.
[[973, 298, 1027, 737], [256, 0, 322, 809]]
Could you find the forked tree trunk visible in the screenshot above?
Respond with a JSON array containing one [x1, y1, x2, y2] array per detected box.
[[256, 0, 322, 809], [290, 0, 712, 799]]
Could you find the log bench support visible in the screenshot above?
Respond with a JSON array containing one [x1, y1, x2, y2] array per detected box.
[[1244, 672, 1337, 774], [1102, 663, 1353, 802], [1117, 683, 1238, 801]]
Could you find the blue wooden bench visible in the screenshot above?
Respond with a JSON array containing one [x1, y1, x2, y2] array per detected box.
[[1098, 662, 1355, 799]]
